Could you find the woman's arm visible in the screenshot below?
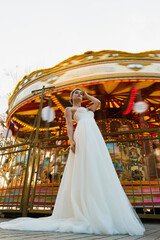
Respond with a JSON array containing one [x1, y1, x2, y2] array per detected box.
[[64, 107, 75, 153], [82, 90, 101, 112]]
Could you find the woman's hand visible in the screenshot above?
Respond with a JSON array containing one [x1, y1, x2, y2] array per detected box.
[[70, 140, 76, 154], [81, 89, 88, 99]]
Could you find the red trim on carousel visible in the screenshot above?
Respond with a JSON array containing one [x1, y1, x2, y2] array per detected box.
[[123, 85, 138, 115]]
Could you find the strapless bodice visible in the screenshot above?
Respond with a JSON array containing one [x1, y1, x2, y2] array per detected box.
[[73, 107, 94, 123]]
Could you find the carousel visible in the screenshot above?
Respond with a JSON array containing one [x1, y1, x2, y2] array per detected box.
[[0, 50, 160, 217]]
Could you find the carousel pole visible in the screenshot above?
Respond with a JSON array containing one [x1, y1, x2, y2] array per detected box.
[[21, 86, 45, 217]]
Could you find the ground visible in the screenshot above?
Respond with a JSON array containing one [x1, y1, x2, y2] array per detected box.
[[0, 219, 159, 240]]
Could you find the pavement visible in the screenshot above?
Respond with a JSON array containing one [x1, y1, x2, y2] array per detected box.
[[0, 218, 159, 240]]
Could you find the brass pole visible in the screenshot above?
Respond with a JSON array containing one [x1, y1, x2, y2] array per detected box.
[[21, 86, 45, 216]]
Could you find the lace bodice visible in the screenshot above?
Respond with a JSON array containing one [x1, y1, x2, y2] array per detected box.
[[73, 107, 94, 123]]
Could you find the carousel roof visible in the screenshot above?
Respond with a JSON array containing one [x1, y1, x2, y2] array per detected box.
[[6, 50, 160, 139]]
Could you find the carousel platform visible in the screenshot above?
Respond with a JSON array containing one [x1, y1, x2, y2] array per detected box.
[[0, 180, 160, 216]]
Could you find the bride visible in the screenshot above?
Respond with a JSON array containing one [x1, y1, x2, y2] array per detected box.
[[0, 88, 145, 236]]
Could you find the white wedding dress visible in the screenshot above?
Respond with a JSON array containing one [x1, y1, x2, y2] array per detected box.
[[0, 107, 145, 236]]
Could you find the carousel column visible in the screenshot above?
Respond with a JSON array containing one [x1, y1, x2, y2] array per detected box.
[[156, 128, 160, 178], [21, 86, 45, 217], [134, 89, 151, 179]]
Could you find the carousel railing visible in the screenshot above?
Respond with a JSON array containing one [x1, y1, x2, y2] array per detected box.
[[103, 127, 160, 219], [0, 142, 31, 214], [0, 128, 160, 218], [28, 136, 69, 215]]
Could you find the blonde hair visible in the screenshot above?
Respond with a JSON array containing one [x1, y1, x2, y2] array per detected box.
[[69, 88, 82, 105]]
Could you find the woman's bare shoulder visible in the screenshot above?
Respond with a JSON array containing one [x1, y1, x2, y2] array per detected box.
[[65, 107, 77, 120], [65, 107, 73, 112], [65, 107, 75, 116]]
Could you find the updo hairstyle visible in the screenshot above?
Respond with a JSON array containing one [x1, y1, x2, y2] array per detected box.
[[69, 88, 82, 105]]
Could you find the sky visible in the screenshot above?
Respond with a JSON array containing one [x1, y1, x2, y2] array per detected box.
[[0, 0, 160, 114]]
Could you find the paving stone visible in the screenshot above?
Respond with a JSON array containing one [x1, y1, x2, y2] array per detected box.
[[0, 219, 160, 240]]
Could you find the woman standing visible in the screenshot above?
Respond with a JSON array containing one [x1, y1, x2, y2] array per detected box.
[[0, 88, 145, 236]]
